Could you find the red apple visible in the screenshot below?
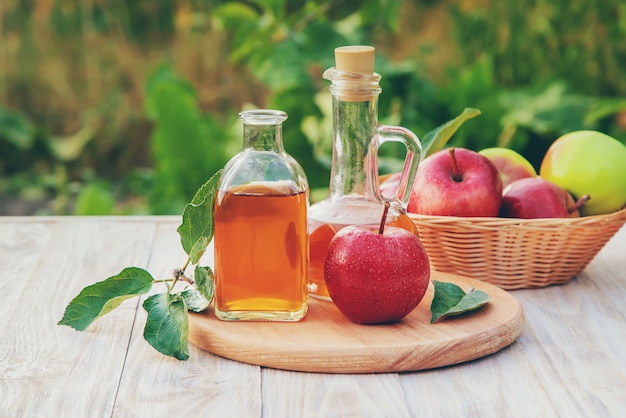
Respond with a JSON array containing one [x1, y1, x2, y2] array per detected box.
[[408, 148, 503, 217], [499, 177, 590, 218], [380, 173, 401, 200], [324, 204, 430, 324], [479, 147, 537, 188]]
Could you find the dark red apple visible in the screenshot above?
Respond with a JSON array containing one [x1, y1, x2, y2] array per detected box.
[[500, 177, 590, 218], [324, 204, 430, 324], [408, 148, 503, 217]]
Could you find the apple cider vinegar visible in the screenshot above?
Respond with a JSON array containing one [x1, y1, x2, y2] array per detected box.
[[214, 184, 309, 321], [215, 184, 308, 320], [213, 109, 309, 321]]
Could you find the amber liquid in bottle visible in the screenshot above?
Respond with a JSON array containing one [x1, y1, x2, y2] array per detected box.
[[214, 183, 308, 321]]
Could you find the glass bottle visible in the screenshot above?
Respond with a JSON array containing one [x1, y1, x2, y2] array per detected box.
[[308, 46, 422, 300], [213, 109, 309, 321]]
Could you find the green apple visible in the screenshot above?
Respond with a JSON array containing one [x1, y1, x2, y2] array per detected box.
[[539, 130, 626, 216], [479, 147, 537, 188]]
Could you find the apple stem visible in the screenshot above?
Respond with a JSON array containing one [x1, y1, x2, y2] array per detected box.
[[568, 194, 591, 214], [379, 200, 391, 235], [448, 148, 462, 182]]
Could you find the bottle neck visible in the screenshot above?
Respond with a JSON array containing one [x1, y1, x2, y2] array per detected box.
[[243, 123, 283, 152], [239, 109, 286, 152], [328, 92, 379, 199]]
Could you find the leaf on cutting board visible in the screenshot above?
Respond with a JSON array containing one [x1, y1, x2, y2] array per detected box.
[[430, 280, 490, 323]]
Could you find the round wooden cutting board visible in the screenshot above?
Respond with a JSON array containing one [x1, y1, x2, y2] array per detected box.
[[188, 271, 525, 373]]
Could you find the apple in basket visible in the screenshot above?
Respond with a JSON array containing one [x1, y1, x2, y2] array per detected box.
[[324, 203, 430, 324], [499, 177, 590, 219], [380, 172, 401, 200], [408, 147, 503, 217], [540, 130, 626, 216], [479, 147, 537, 188]]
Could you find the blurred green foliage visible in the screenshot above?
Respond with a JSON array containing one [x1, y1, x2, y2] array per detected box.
[[0, 0, 625, 215], [144, 65, 231, 214]]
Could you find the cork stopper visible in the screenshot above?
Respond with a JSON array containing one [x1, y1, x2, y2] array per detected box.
[[334, 46, 375, 75]]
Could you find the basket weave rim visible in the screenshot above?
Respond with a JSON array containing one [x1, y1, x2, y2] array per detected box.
[[407, 207, 626, 227]]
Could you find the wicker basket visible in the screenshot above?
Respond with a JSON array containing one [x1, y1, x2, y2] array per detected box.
[[408, 208, 626, 289]]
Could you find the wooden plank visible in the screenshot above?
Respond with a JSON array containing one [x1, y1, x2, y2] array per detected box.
[[400, 344, 560, 418], [113, 220, 263, 417], [400, 227, 626, 418], [0, 219, 156, 418], [580, 226, 626, 368], [261, 370, 411, 417], [508, 279, 626, 416]]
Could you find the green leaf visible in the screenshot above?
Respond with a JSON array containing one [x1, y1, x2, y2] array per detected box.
[[584, 98, 626, 126], [212, 2, 259, 32], [177, 170, 222, 264], [144, 65, 197, 121], [180, 289, 210, 312], [49, 119, 97, 162], [359, 0, 403, 32], [143, 293, 189, 360], [194, 265, 215, 302], [144, 66, 228, 214], [430, 280, 489, 324], [190, 169, 222, 205], [422, 108, 482, 158], [255, 39, 311, 91], [0, 107, 36, 149], [58, 267, 154, 331], [499, 82, 591, 135], [73, 183, 115, 216]]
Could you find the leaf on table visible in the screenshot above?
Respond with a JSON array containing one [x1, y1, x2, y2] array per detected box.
[[177, 169, 222, 264], [430, 280, 490, 323], [194, 265, 215, 302], [143, 293, 189, 360], [421, 108, 481, 158], [58, 267, 154, 331]]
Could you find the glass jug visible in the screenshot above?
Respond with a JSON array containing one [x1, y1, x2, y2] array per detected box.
[[213, 109, 309, 321], [308, 46, 422, 300]]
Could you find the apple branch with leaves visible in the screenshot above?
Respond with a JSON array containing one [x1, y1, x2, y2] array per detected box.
[[58, 170, 222, 360]]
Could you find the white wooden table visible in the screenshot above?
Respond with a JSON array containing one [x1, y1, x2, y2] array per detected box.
[[1, 216, 624, 417]]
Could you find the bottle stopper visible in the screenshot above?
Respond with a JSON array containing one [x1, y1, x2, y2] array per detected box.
[[334, 45, 375, 75]]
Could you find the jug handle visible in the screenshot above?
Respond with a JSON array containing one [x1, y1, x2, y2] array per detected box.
[[375, 125, 422, 209]]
